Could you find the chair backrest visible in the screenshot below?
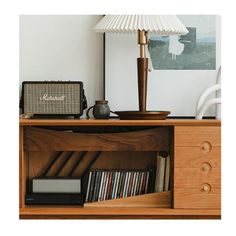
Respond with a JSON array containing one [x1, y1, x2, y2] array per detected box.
[[195, 66, 221, 120]]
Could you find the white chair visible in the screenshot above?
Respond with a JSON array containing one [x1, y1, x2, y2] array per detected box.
[[196, 66, 221, 120]]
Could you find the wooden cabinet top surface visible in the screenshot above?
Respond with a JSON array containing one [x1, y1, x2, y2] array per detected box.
[[19, 118, 221, 127]]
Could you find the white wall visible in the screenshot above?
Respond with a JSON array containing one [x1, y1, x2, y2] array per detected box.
[[20, 15, 103, 115], [20, 15, 221, 117]]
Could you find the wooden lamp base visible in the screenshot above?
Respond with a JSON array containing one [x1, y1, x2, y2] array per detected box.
[[115, 111, 170, 120]]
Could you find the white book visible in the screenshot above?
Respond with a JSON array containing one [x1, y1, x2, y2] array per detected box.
[[165, 155, 171, 191], [156, 155, 166, 192]]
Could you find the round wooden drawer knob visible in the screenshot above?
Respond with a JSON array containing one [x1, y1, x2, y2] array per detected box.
[[200, 141, 212, 152], [201, 162, 212, 173], [201, 183, 211, 193]]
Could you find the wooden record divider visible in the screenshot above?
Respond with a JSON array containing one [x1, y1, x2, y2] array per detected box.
[[33, 151, 100, 179]]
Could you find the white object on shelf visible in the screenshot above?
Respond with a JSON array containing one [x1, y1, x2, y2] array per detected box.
[[196, 66, 221, 120]]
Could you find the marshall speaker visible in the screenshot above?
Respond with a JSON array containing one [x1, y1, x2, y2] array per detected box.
[[21, 81, 87, 118]]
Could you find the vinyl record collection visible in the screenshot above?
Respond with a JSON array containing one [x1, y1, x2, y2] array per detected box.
[[85, 169, 155, 203], [85, 152, 171, 203]]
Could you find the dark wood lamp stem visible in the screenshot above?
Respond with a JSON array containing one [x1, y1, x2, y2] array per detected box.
[[137, 30, 148, 112]]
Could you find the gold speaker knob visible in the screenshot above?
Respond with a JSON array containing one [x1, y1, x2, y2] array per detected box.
[[200, 141, 212, 152], [201, 183, 211, 193], [201, 162, 212, 173]]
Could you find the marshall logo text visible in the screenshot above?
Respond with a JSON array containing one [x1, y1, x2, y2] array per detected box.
[[39, 94, 66, 101]]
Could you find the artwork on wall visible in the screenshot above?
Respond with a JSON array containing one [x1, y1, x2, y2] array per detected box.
[[148, 15, 216, 70]]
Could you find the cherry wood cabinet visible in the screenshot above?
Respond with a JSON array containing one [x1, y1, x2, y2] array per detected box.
[[174, 126, 221, 209], [19, 118, 221, 219]]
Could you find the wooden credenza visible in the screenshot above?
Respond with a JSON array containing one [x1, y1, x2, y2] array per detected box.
[[19, 118, 221, 219]]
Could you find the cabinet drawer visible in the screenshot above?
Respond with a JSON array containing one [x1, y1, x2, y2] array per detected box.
[[174, 146, 221, 168], [24, 127, 170, 151], [174, 168, 221, 209], [174, 187, 221, 209], [175, 126, 221, 147], [175, 167, 221, 188]]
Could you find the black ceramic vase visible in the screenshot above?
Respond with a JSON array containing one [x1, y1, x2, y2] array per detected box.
[[86, 100, 110, 119]]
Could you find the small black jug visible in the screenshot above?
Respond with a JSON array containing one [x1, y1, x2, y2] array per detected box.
[[86, 100, 110, 119]]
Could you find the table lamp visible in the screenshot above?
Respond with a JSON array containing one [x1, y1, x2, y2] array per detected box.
[[94, 15, 188, 119]]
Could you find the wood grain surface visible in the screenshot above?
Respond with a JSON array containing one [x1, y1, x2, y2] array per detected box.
[[84, 191, 171, 208], [20, 206, 220, 217], [24, 127, 170, 151], [20, 118, 221, 127], [19, 120, 221, 219], [174, 146, 221, 168], [175, 126, 221, 147], [174, 126, 221, 209]]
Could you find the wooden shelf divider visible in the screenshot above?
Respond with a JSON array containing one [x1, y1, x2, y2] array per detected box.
[[84, 191, 171, 208]]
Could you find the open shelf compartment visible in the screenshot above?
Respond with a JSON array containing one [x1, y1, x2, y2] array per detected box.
[[21, 126, 173, 211]]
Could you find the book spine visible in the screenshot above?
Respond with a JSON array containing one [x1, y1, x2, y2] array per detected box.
[[136, 172, 141, 196], [125, 172, 131, 197], [131, 172, 136, 196], [85, 171, 92, 203], [119, 171, 126, 198], [109, 172, 115, 199], [88, 171, 96, 202], [157, 157, 166, 192], [116, 172, 123, 198], [111, 172, 117, 199], [98, 171, 105, 201], [127, 172, 133, 197], [122, 172, 129, 198], [139, 172, 144, 195], [145, 171, 150, 194], [114, 171, 121, 199], [103, 171, 109, 201], [148, 169, 156, 193], [92, 171, 100, 202], [106, 172, 113, 200], [96, 171, 103, 201], [165, 155, 170, 191], [101, 171, 107, 201], [141, 171, 147, 194], [133, 172, 138, 196]]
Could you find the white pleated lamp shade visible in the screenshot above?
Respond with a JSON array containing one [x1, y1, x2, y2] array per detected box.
[[94, 15, 188, 35]]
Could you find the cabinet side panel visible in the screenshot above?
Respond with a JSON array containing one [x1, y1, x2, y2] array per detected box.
[[20, 127, 28, 208]]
